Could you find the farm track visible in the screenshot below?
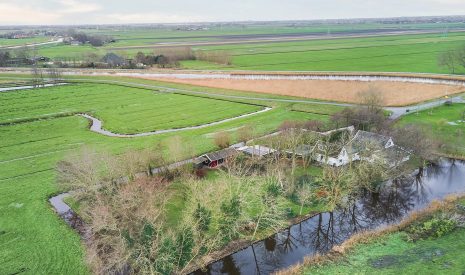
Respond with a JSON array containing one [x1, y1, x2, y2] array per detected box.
[[78, 107, 272, 137]]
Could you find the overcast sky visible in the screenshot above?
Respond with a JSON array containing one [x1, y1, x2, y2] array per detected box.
[[1, 0, 465, 25]]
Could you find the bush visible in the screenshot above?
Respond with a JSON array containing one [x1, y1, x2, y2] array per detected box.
[[406, 216, 457, 241], [213, 131, 231, 149]]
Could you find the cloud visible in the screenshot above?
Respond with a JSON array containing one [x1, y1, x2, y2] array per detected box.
[[56, 0, 102, 13], [101, 12, 208, 24], [0, 3, 61, 24], [1, 0, 465, 25]]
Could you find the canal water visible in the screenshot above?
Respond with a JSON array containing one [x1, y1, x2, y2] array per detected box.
[[194, 159, 465, 274]]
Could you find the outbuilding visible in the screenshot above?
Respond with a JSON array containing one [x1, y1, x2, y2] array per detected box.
[[194, 148, 238, 168]]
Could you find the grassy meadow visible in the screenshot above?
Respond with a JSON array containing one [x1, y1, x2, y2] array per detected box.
[[398, 103, 465, 157], [0, 36, 49, 47], [0, 83, 262, 134], [180, 32, 465, 73], [0, 78, 329, 274]]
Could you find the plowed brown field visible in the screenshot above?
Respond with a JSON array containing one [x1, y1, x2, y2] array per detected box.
[[142, 77, 464, 106]]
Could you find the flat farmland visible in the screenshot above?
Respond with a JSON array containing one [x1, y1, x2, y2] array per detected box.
[[143, 77, 464, 106], [0, 76, 329, 274], [180, 32, 465, 73], [0, 83, 262, 134], [0, 37, 49, 48]]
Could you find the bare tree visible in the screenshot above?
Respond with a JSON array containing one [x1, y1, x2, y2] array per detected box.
[[47, 66, 62, 83], [357, 85, 385, 112], [31, 66, 44, 88], [438, 49, 459, 74], [390, 124, 438, 162]]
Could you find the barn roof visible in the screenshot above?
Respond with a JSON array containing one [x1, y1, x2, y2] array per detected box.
[[204, 148, 238, 162], [346, 130, 392, 154], [286, 144, 314, 156], [238, 145, 276, 157]]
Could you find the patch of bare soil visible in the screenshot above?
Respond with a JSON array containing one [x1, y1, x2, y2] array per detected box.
[[142, 78, 464, 106]]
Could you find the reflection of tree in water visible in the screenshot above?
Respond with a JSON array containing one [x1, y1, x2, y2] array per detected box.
[[252, 229, 296, 273], [357, 178, 417, 225], [443, 159, 465, 188], [220, 256, 241, 275], [202, 160, 465, 275]]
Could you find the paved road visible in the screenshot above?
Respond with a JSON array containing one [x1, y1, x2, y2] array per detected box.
[[386, 95, 465, 119]]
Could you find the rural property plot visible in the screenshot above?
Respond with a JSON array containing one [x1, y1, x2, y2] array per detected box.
[[0, 83, 263, 134], [146, 78, 464, 106]]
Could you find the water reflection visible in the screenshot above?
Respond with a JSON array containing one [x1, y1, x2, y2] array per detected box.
[[195, 159, 465, 275]]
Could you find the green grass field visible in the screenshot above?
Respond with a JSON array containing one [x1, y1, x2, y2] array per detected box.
[[398, 103, 465, 157], [304, 230, 465, 274], [0, 36, 49, 47], [304, 199, 465, 274], [178, 32, 465, 73], [0, 83, 262, 134], [0, 78, 328, 274]]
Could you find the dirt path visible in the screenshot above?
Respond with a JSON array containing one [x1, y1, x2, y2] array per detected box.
[[79, 107, 272, 137]]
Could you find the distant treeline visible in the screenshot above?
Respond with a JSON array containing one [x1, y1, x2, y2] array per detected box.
[[67, 30, 115, 47], [0, 45, 231, 69]]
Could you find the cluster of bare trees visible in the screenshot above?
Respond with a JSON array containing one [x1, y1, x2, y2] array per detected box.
[[30, 66, 62, 87], [67, 30, 114, 47], [328, 86, 438, 161], [195, 50, 232, 65]]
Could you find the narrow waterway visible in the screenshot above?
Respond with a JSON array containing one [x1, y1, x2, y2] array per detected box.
[[194, 159, 465, 275], [0, 83, 67, 92]]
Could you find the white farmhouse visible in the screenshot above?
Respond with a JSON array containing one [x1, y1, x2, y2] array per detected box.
[[312, 130, 409, 167]]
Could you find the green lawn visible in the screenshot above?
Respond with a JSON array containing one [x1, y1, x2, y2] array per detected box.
[[398, 103, 465, 157], [0, 77, 329, 274], [304, 230, 465, 274], [0, 83, 263, 134]]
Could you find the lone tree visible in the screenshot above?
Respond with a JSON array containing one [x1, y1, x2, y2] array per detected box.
[[438, 49, 459, 74], [437, 44, 465, 74]]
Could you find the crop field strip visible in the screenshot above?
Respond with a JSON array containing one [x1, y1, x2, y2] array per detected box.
[[0, 83, 266, 134]]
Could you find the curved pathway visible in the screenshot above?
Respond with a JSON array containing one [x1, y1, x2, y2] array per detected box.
[[79, 107, 272, 137]]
